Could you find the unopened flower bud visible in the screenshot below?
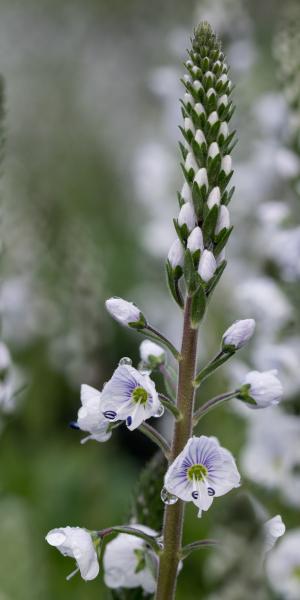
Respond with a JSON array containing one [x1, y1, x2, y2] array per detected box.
[[194, 168, 208, 189], [215, 205, 230, 234], [221, 155, 232, 175], [183, 74, 192, 84], [195, 130, 206, 146], [192, 65, 201, 76], [193, 80, 203, 92], [208, 111, 218, 125], [208, 142, 220, 159], [184, 92, 194, 106], [139, 340, 165, 367], [194, 103, 205, 116], [222, 318, 256, 351], [198, 250, 217, 282], [218, 94, 228, 108], [187, 226, 204, 253], [185, 152, 198, 174], [178, 203, 196, 231], [106, 298, 145, 328], [218, 122, 229, 139], [168, 239, 184, 269], [207, 186, 221, 209], [184, 117, 195, 134], [181, 181, 192, 203], [239, 370, 283, 409], [207, 88, 216, 99], [218, 73, 228, 85]]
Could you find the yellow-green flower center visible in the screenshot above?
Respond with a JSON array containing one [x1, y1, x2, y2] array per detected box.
[[187, 464, 208, 481], [132, 386, 148, 405]]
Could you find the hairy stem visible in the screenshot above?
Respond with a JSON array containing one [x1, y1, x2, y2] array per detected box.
[[193, 391, 237, 426], [155, 296, 198, 600]]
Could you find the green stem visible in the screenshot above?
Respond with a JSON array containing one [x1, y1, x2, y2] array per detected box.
[[180, 539, 219, 559], [193, 350, 234, 387], [98, 525, 161, 554], [193, 391, 237, 426], [145, 325, 181, 361], [139, 422, 171, 459], [155, 296, 199, 600], [159, 393, 183, 421]]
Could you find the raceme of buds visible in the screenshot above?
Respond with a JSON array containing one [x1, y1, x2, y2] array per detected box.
[[105, 297, 146, 329], [238, 369, 283, 409], [167, 23, 236, 315], [222, 318, 256, 351]]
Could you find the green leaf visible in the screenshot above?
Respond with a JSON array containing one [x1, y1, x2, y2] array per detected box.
[[166, 261, 184, 308], [206, 259, 227, 296], [214, 225, 233, 255], [192, 182, 205, 219], [183, 249, 199, 295], [202, 204, 219, 244], [190, 283, 206, 328]]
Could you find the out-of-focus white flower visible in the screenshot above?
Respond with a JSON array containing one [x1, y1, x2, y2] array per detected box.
[[264, 515, 285, 553], [103, 525, 157, 593], [46, 527, 99, 581], [207, 186, 221, 209], [164, 436, 240, 517], [194, 168, 208, 189], [235, 277, 293, 331], [101, 364, 162, 430], [275, 147, 300, 179], [241, 410, 300, 506], [105, 298, 144, 327], [253, 93, 288, 135], [215, 205, 230, 234], [198, 250, 217, 282], [139, 340, 165, 366], [257, 201, 290, 228], [266, 529, 300, 599], [222, 319, 255, 350], [253, 341, 300, 398], [178, 203, 196, 231], [240, 369, 283, 409], [187, 227, 204, 253], [168, 239, 184, 268], [266, 227, 300, 281], [75, 385, 112, 444]]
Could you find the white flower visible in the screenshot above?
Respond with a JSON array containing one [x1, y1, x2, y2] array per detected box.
[[181, 181, 192, 203], [208, 142, 220, 159], [168, 238, 184, 269], [266, 529, 300, 599], [215, 205, 230, 234], [198, 250, 217, 282], [222, 319, 256, 350], [194, 168, 208, 189], [241, 369, 283, 408], [164, 436, 240, 517], [100, 364, 162, 430], [264, 515, 285, 553], [235, 277, 293, 332], [207, 187, 221, 209], [139, 340, 165, 365], [221, 155, 232, 175], [178, 203, 196, 231], [187, 227, 204, 253], [75, 384, 112, 444], [103, 525, 158, 593], [46, 527, 99, 581], [105, 298, 143, 327]]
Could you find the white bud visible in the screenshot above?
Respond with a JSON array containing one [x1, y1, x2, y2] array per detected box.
[[218, 94, 228, 108], [214, 60, 222, 70], [221, 155, 232, 175], [218, 74, 228, 85], [207, 186, 221, 209], [178, 203, 196, 231], [184, 117, 195, 134], [193, 80, 203, 92], [168, 239, 184, 269], [204, 71, 214, 81], [198, 250, 217, 282], [194, 103, 205, 116], [222, 319, 256, 350], [183, 74, 192, 83], [105, 298, 143, 326], [195, 130, 206, 146], [187, 227, 204, 253], [181, 181, 192, 203], [186, 60, 193, 67], [185, 152, 198, 174], [139, 340, 165, 365], [194, 168, 208, 189], [207, 88, 216, 99], [242, 369, 283, 409], [218, 122, 229, 139], [264, 516, 285, 553], [208, 142, 220, 159], [184, 93, 194, 106], [192, 66, 201, 76], [215, 205, 230, 234], [208, 111, 218, 125]]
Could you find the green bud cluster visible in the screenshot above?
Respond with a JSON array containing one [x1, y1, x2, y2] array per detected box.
[[166, 23, 236, 325]]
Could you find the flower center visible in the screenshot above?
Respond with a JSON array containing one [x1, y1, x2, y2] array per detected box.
[[187, 464, 208, 481], [132, 386, 148, 405]]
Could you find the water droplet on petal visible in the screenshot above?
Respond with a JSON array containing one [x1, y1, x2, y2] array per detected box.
[[139, 366, 151, 376], [119, 357, 132, 366], [154, 404, 165, 418], [161, 487, 178, 505]]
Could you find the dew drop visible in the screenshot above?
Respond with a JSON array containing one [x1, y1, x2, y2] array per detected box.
[[154, 404, 165, 418], [161, 487, 178, 505], [139, 364, 151, 376], [119, 356, 132, 366]]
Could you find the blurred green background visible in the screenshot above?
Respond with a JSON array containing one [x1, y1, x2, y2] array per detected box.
[[0, 0, 297, 598]]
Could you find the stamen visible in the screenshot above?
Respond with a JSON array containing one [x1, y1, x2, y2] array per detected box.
[[66, 567, 79, 581]]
